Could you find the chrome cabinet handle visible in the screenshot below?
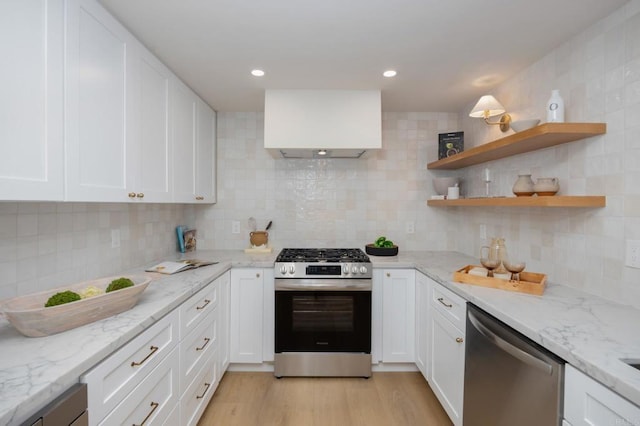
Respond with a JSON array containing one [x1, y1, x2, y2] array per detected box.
[[196, 382, 211, 399], [437, 297, 453, 308], [196, 299, 210, 310], [196, 337, 211, 351], [256, 273, 260, 278], [136, 193, 144, 198], [195, 196, 204, 200], [128, 192, 136, 198], [456, 337, 464, 343], [132, 401, 159, 426], [131, 346, 158, 367], [386, 272, 390, 277]]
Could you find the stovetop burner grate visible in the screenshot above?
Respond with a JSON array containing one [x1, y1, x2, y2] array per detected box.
[[276, 248, 370, 263]]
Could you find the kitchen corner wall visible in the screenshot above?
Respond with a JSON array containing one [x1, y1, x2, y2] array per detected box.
[[452, 0, 640, 307], [0, 203, 194, 299], [194, 112, 460, 251]]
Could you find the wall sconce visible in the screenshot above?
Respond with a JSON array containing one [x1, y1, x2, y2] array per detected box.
[[469, 95, 511, 132]]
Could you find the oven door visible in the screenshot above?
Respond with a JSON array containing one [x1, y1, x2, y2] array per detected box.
[[275, 285, 371, 353]]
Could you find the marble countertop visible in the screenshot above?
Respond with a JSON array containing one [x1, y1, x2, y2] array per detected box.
[[1, 249, 639, 425]]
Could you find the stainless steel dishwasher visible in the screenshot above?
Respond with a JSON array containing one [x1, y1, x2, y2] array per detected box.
[[463, 304, 564, 426]]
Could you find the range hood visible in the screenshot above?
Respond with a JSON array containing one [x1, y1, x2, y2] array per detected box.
[[264, 90, 382, 159]]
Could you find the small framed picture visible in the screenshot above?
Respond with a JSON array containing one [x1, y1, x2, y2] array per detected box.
[[183, 229, 197, 252], [438, 132, 464, 159]]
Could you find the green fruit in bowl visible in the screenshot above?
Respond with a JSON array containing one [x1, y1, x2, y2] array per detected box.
[[374, 236, 395, 248]]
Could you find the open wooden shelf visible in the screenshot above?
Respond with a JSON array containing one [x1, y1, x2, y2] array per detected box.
[[427, 122, 606, 170], [427, 196, 606, 208]]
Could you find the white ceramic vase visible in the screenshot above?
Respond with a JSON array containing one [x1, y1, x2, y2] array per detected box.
[[546, 90, 565, 123], [512, 174, 535, 197]]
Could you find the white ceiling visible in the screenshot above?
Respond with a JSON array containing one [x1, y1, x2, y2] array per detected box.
[[99, 0, 628, 112]]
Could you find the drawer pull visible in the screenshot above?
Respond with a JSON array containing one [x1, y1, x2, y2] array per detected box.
[[196, 299, 210, 310], [456, 337, 464, 343], [133, 401, 159, 426], [437, 297, 453, 308], [196, 382, 211, 399], [196, 337, 211, 351], [131, 345, 158, 367]]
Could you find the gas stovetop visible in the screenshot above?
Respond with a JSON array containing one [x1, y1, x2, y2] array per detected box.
[[275, 248, 372, 279], [275, 248, 370, 263]]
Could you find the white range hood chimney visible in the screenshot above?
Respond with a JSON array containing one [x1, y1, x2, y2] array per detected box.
[[264, 90, 382, 159]]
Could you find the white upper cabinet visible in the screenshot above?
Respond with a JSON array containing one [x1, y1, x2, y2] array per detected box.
[[128, 43, 173, 202], [64, 0, 134, 202], [0, 0, 64, 201], [171, 77, 198, 203], [194, 99, 216, 203]]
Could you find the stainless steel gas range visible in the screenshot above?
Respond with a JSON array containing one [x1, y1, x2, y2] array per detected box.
[[274, 248, 372, 378]]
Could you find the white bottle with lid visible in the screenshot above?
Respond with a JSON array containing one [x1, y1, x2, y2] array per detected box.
[[546, 89, 565, 122]]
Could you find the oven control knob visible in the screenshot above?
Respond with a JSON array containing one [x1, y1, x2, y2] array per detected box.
[[351, 266, 358, 274], [360, 266, 368, 274], [289, 265, 296, 274], [343, 265, 350, 275], [280, 265, 287, 275]]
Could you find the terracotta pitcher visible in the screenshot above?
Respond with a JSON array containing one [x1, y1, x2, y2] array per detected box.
[[250, 231, 269, 247]]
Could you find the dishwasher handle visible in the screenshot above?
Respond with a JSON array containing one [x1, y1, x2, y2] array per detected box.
[[468, 310, 553, 375]]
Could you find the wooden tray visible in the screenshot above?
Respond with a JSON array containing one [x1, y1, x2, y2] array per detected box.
[[453, 265, 546, 295], [0, 275, 152, 337]]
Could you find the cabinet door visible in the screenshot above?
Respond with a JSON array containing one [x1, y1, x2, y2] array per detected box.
[[194, 99, 216, 203], [217, 272, 231, 373], [171, 77, 197, 203], [564, 364, 640, 426], [415, 272, 430, 379], [65, 0, 135, 201], [382, 269, 415, 363], [128, 43, 172, 202], [230, 269, 264, 363], [429, 308, 465, 426], [0, 0, 64, 201]]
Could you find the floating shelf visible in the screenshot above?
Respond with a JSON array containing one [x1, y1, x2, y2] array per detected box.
[[427, 196, 606, 208], [427, 122, 606, 170]]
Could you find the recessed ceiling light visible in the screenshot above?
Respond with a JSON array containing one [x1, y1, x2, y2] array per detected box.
[[383, 70, 397, 78], [251, 69, 265, 77]]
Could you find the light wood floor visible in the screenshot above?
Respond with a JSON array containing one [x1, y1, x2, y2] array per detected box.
[[198, 372, 452, 426]]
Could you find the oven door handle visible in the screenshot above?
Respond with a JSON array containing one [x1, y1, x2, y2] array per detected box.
[[275, 279, 371, 291]]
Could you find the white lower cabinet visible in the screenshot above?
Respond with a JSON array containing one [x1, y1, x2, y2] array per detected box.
[[414, 271, 431, 379], [83, 272, 231, 426], [230, 268, 274, 363], [98, 346, 180, 426], [82, 310, 179, 425], [564, 364, 640, 426], [428, 283, 466, 426], [381, 269, 416, 363]]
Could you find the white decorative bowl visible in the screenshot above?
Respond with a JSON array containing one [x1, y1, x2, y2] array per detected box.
[[433, 177, 460, 195], [510, 119, 540, 132], [0, 275, 152, 337]]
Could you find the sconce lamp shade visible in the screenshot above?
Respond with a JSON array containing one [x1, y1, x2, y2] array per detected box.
[[469, 95, 506, 118]]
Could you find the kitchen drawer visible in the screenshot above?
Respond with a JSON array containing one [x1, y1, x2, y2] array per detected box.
[[431, 283, 466, 331], [163, 401, 180, 426], [564, 364, 640, 426], [98, 346, 179, 426], [180, 308, 217, 394], [181, 349, 218, 426], [82, 310, 178, 424], [180, 280, 218, 339]]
